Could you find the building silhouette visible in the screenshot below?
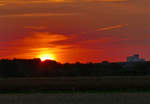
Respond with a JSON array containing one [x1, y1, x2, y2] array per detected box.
[[127, 54, 145, 62]]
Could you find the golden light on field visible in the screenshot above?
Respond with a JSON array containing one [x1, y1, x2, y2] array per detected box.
[[39, 54, 55, 61]]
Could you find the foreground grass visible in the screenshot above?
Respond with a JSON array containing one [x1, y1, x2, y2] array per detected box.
[[1, 89, 150, 94], [1, 76, 150, 94]]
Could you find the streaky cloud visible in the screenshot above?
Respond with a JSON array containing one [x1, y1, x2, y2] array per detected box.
[[24, 26, 47, 30], [0, 0, 128, 5], [0, 12, 78, 18], [96, 24, 128, 31]]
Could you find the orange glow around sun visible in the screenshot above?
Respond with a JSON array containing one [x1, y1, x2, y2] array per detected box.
[[39, 54, 55, 61]]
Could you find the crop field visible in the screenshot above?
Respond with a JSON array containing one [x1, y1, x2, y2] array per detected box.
[[0, 76, 150, 104], [0, 76, 150, 91], [0, 93, 150, 104]]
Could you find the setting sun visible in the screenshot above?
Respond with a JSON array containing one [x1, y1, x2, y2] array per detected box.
[[39, 54, 55, 61]]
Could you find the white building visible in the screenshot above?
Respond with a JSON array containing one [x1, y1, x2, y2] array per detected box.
[[127, 54, 145, 62]]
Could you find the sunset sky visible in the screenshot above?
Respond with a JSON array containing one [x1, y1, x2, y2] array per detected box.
[[0, 0, 150, 63]]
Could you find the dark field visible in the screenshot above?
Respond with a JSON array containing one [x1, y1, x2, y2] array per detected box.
[[1, 93, 150, 104], [1, 76, 150, 91], [1, 77, 150, 104]]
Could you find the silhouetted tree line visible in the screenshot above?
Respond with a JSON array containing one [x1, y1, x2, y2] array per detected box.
[[0, 59, 150, 78]]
